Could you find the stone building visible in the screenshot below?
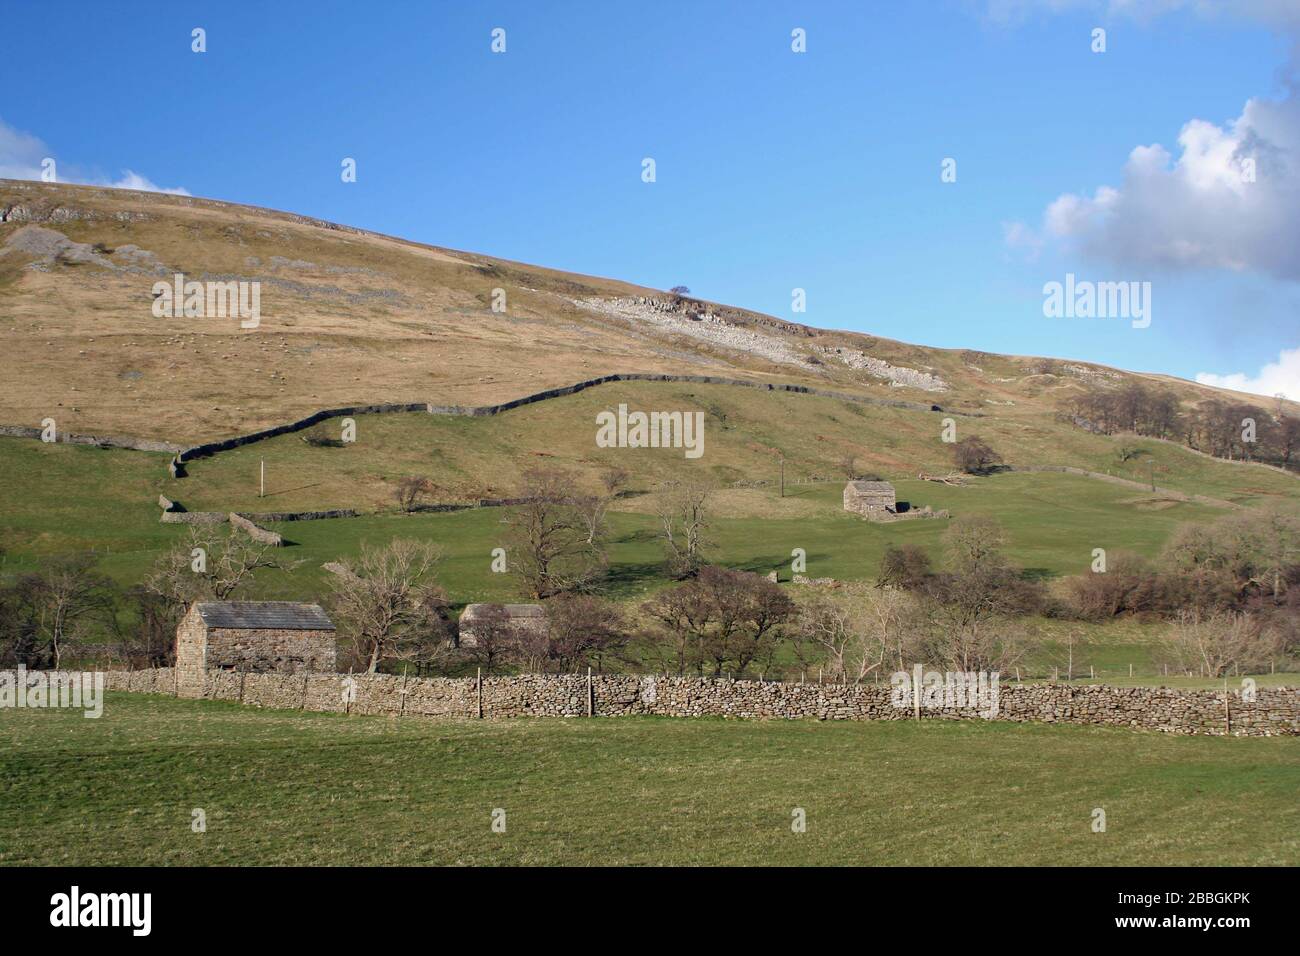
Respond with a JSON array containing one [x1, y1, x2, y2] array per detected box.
[[175, 601, 336, 698], [842, 480, 897, 519], [457, 603, 547, 649]]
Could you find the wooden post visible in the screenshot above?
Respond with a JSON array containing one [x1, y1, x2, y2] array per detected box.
[[587, 667, 594, 717], [912, 663, 922, 722], [1224, 679, 1230, 736], [1090, 665, 1095, 680], [399, 665, 408, 718], [779, 458, 785, 498], [1129, 663, 1133, 678], [476, 667, 483, 719]]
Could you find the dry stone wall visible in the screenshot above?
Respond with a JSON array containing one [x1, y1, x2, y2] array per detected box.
[[85, 669, 1300, 737]]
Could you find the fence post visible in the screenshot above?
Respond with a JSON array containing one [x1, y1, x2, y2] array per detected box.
[[238, 667, 246, 704], [1223, 680, 1231, 736], [477, 667, 483, 719], [912, 663, 922, 722], [587, 667, 594, 717]]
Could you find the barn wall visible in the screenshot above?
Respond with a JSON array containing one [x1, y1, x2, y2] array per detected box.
[[174, 608, 207, 698], [204, 627, 337, 675]]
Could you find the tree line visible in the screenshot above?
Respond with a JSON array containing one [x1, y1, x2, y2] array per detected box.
[[1066, 381, 1299, 469]]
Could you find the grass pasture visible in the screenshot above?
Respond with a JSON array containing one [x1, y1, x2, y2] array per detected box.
[[167, 381, 1300, 514], [0, 693, 1296, 866]]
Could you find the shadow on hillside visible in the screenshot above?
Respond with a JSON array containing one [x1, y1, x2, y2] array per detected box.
[[603, 561, 671, 596], [261, 482, 325, 498]]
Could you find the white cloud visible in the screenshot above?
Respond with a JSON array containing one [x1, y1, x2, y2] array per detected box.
[[1001, 219, 1044, 259], [0, 117, 188, 196], [107, 169, 190, 196], [1196, 346, 1300, 399], [1010, 90, 1300, 279]]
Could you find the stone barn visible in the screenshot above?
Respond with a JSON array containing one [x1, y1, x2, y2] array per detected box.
[[175, 601, 336, 698], [458, 603, 547, 649], [843, 480, 897, 520]]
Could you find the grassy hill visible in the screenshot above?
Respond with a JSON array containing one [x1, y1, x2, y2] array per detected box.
[[1, 180, 1296, 688], [3, 178, 1295, 449]]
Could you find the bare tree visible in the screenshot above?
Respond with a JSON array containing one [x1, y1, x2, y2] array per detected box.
[[600, 465, 630, 498], [145, 526, 296, 616], [503, 467, 607, 598], [395, 476, 436, 512], [326, 539, 451, 673], [542, 594, 629, 673], [572, 493, 609, 547], [951, 436, 1003, 475], [796, 585, 918, 684], [918, 516, 1039, 672], [653, 476, 714, 578], [464, 604, 519, 674], [1163, 609, 1264, 678], [643, 567, 795, 678], [877, 544, 933, 590], [26, 555, 116, 669]]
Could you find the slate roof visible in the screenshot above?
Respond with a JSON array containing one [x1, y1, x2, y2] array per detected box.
[[195, 602, 335, 631], [846, 480, 895, 494]]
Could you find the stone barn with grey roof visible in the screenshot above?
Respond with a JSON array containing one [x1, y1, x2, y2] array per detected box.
[[457, 603, 547, 649], [175, 601, 336, 698], [843, 480, 897, 519]]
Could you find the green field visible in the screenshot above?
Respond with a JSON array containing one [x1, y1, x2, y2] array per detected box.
[[0, 435, 1239, 593], [167, 381, 1300, 514], [0, 693, 1295, 866]]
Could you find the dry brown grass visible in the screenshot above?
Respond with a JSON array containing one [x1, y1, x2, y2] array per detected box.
[[2, 179, 1293, 450]]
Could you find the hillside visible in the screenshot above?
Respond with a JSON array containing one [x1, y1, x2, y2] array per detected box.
[[3, 179, 1292, 447], [0, 183, 1297, 692]]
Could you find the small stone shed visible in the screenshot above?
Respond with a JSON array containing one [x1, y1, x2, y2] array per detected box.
[[458, 603, 547, 648], [843, 480, 897, 519], [175, 601, 336, 698]]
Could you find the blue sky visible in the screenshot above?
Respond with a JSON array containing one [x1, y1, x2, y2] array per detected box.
[[1, 0, 1297, 396]]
